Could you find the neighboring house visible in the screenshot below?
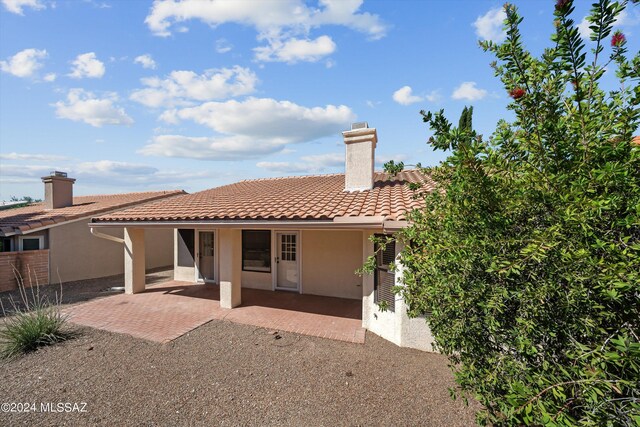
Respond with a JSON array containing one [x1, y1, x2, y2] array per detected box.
[[0, 172, 184, 291], [91, 123, 437, 351]]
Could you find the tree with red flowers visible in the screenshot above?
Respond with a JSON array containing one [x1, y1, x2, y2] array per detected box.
[[371, 0, 640, 425]]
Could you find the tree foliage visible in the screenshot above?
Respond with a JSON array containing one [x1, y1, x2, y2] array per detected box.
[[382, 1, 640, 425]]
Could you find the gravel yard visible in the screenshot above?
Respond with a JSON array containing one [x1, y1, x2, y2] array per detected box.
[[1, 270, 479, 426], [0, 319, 479, 426]]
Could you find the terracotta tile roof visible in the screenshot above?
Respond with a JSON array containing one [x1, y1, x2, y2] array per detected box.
[[92, 170, 433, 223], [0, 190, 185, 235], [633, 136, 640, 146]]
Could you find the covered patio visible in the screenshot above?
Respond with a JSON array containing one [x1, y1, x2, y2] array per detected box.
[[63, 280, 365, 344]]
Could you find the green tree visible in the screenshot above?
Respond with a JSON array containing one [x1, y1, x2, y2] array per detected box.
[[458, 106, 473, 132], [375, 1, 640, 425]]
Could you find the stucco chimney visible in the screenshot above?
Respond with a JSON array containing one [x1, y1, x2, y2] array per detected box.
[[42, 171, 75, 209], [342, 122, 377, 192]]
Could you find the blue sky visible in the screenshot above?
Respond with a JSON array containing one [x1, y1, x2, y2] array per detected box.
[[1, 0, 638, 200]]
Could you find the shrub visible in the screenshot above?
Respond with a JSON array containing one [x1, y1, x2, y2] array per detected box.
[[0, 268, 73, 359], [373, 0, 640, 425]]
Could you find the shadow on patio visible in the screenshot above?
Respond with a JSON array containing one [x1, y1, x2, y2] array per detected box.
[[63, 280, 365, 344], [146, 281, 362, 320]]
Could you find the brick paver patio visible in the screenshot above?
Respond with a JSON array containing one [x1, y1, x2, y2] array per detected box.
[[63, 281, 365, 344]]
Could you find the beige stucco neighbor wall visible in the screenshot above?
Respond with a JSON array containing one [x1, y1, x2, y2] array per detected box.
[[301, 230, 362, 300], [49, 221, 172, 283]]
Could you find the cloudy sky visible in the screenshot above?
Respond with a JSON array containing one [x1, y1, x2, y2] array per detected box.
[[1, 0, 638, 200]]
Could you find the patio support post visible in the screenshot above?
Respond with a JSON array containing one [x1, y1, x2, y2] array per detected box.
[[219, 228, 241, 308], [124, 227, 146, 294]]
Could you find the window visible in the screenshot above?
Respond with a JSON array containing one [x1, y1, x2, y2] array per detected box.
[[242, 230, 271, 272], [177, 229, 195, 267], [280, 234, 296, 261], [374, 235, 396, 311], [19, 236, 43, 251], [1, 237, 12, 252]]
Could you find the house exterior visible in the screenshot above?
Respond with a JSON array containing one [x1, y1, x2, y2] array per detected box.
[[0, 173, 184, 291], [90, 124, 437, 351]]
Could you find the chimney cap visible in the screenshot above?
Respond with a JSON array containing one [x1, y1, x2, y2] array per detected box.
[[50, 171, 68, 178], [351, 122, 368, 130]]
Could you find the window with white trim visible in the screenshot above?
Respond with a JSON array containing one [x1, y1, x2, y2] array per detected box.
[[19, 236, 44, 251]]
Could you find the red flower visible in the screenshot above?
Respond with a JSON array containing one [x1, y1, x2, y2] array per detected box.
[[611, 31, 626, 47], [555, 0, 570, 12], [509, 87, 526, 100]]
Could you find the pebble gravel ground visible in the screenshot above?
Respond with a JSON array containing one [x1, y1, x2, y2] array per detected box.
[[0, 269, 480, 426]]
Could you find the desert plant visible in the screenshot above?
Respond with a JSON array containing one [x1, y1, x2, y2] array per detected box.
[[0, 267, 73, 358]]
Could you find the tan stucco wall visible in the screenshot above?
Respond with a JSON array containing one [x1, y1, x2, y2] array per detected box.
[[301, 230, 362, 299], [241, 270, 271, 290], [361, 235, 437, 352], [145, 228, 174, 269], [49, 221, 172, 283]]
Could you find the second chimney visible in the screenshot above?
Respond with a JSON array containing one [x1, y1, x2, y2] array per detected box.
[[42, 171, 75, 209], [342, 122, 377, 192]]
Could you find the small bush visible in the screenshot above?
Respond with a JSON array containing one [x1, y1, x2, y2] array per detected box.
[[0, 267, 73, 359], [0, 305, 71, 358]]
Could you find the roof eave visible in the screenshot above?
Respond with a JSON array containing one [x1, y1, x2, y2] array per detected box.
[[89, 218, 391, 230]]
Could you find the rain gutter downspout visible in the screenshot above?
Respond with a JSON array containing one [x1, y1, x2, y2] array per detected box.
[[90, 227, 125, 244]]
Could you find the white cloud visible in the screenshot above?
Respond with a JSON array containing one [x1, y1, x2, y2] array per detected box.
[[146, 0, 386, 38], [254, 35, 336, 63], [452, 81, 487, 101], [134, 54, 157, 69], [43, 72, 56, 82], [577, 18, 592, 40], [0, 164, 55, 178], [69, 52, 105, 79], [130, 66, 258, 108], [0, 159, 215, 189], [54, 88, 133, 127], [257, 152, 343, 174], [0, 48, 47, 78], [392, 86, 423, 105], [140, 135, 286, 160], [75, 160, 157, 176], [142, 97, 355, 160], [162, 97, 354, 140], [1, 0, 45, 14], [145, 0, 386, 63], [256, 161, 312, 174], [474, 6, 506, 43], [424, 90, 442, 103], [376, 153, 409, 167], [301, 152, 344, 167], [215, 38, 233, 53], [0, 153, 68, 161], [257, 152, 409, 174]]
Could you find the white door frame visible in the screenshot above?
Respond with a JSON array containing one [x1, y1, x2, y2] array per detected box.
[[272, 230, 302, 293], [195, 229, 218, 284]]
